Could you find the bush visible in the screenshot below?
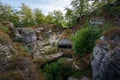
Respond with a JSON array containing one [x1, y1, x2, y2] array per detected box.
[[43, 58, 73, 80], [42, 58, 91, 80], [72, 27, 100, 56], [103, 2, 120, 17]]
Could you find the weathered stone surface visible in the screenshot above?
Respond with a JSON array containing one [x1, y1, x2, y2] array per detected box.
[[21, 28, 37, 44], [49, 33, 59, 46], [1, 21, 15, 29], [91, 34, 120, 80], [58, 39, 72, 49], [0, 57, 40, 80], [0, 27, 41, 80], [67, 77, 77, 80], [17, 28, 37, 52], [89, 17, 105, 25], [114, 17, 120, 26]]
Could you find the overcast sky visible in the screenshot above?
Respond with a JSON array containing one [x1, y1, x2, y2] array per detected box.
[[0, 0, 72, 15]]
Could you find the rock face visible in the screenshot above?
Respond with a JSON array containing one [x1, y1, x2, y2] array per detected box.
[[0, 56, 40, 80], [0, 43, 12, 65], [17, 28, 37, 53], [0, 31, 40, 80], [89, 17, 105, 25], [1, 21, 15, 29], [91, 27, 120, 80], [114, 17, 120, 26]]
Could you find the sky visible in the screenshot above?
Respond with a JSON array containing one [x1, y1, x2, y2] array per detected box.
[[0, 0, 72, 15]]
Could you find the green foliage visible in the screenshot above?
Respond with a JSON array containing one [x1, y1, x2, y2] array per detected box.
[[71, 69, 91, 78], [43, 58, 72, 80], [0, 2, 66, 27], [52, 10, 64, 26], [65, 8, 78, 27], [34, 8, 46, 24], [0, 2, 19, 26], [43, 58, 91, 80], [71, 0, 90, 19], [0, 23, 10, 34], [100, 22, 112, 33], [23, 45, 31, 55], [45, 12, 54, 24], [45, 47, 57, 55], [103, 1, 120, 17], [72, 27, 100, 56], [19, 3, 35, 26]]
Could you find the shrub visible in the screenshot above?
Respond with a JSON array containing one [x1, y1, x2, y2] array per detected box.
[[42, 58, 91, 80], [72, 27, 100, 56], [43, 58, 73, 80], [103, 2, 120, 17]]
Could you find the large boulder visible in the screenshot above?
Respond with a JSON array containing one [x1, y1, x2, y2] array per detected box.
[[58, 39, 72, 49], [91, 27, 120, 80]]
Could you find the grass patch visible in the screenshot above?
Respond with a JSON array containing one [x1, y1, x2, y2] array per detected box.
[[0, 23, 10, 34]]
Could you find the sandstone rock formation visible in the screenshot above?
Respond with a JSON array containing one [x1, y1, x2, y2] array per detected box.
[[1, 21, 15, 29], [91, 27, 120, 80], [114, 17, 120, 26], [17, 28, 37, 53], [0, 29, 41, 80], [89, 17, 105, 26]]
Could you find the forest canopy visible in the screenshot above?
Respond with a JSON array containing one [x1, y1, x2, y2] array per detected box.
[[0, 0, 116, 27]]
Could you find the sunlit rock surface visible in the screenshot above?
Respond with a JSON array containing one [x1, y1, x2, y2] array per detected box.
[[91, 27, 120, 80], [15, 28, 37, 53]]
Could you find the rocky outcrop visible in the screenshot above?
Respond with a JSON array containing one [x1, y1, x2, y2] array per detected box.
[[0, 56, 40, 80], [91, 27, 120, 80], [0, 30, 40, 80], [89, 17, 105, 26], [1, 21, 15, 29], [114, 17, 120, 26], [17, 28, 37, 53]]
